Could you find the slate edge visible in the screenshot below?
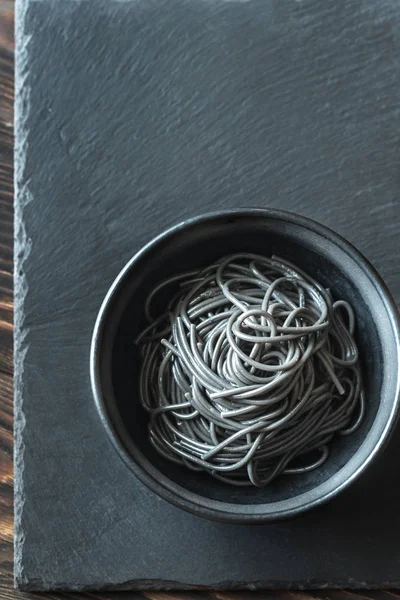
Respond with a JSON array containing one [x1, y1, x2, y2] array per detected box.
[[13, 0, 32, 589], [16, 579, 400, 593]]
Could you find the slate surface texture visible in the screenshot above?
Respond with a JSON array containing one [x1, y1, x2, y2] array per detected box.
[[14, 0, 400, 591]]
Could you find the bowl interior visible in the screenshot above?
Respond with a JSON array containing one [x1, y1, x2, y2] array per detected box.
[[96, 212, 399, 516]]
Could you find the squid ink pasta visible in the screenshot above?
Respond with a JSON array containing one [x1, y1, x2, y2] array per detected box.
[[136, 254, 364, 488]]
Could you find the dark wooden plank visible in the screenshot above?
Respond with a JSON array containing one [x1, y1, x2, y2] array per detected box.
[[0, 0, 399, 597], [0, 0, 14, 598]]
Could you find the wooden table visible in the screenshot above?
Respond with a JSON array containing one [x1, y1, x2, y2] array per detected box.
[[0, 2, 399, 598]]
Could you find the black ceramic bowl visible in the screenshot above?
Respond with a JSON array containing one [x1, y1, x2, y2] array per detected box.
[[90, 209, 400, 523]]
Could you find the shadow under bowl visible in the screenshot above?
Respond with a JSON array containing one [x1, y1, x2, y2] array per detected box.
[[90, 208, 400, 524]]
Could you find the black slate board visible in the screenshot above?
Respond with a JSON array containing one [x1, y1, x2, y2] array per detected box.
[[14, 0, 400, 591]]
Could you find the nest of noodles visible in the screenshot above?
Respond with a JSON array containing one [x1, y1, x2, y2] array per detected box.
[[137, 253, 364, 487]]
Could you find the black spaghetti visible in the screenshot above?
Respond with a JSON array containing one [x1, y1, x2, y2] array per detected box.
[[136, 254, 364, 487]]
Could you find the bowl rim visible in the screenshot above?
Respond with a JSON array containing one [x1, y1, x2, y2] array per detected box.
[[90, 207, 400, 523]]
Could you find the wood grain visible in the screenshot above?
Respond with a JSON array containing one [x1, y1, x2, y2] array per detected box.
[[1, 0, 399, 598]]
